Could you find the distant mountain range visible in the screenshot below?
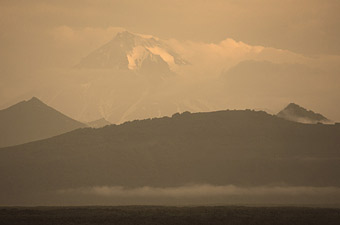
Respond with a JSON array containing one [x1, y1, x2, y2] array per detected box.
[[2, 31, 340, 124], [0, 97, 332, 149], [0, 109, 339, 205], [6, 32, 337, 124], [0, 97, 86, 147], [277, 103, 331, 124]]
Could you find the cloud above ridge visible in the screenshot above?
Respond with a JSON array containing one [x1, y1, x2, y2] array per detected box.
[[59, 184, 340, 198]]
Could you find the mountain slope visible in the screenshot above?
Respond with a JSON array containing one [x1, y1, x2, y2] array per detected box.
[[0, 109, 339, 205], [277, 103, 331, 124], [0, 97, 87, 147]]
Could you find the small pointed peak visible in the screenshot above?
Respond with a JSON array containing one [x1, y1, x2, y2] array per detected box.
[[26, 97, 46, 106], [280, 102, 310, 115], [28, 97, 42, 103], [278, 102, 330, 124], [286, 102, 301, 109], [6, 96, 48, 111]]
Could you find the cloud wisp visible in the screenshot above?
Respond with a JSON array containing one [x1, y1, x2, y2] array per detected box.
[[59, 184, 340, 198]]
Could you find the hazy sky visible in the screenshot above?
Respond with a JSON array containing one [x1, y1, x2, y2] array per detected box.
[[1, 0, 340, 121], [1, 0, 340, 69]]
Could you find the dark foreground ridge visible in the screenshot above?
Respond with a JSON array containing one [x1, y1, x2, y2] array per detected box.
[[0, 109, 339, 205], [1, 206, 340, 225]]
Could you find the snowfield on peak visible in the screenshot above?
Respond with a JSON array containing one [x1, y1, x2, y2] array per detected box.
[[77, 31, 187, 73]]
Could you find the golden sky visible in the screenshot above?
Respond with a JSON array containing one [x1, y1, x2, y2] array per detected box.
[[1, 0, 340, 121]]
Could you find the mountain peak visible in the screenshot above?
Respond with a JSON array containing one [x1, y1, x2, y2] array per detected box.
[[286, 102, 299, 108], [4, 97, 45, 111], [27, 96, 44, 105], [114, 31, 139, 40], [77, 31, 186, 72], [0, 98, 86, 148], [110, 31, 157, 51], [277, 102, 331, 124], [114, 31, 158, 42]]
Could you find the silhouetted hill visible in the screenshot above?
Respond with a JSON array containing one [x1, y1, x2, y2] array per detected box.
[[0, 97, 87, 147], [277, 103, 331, 124], [0, 109, 339, 205]]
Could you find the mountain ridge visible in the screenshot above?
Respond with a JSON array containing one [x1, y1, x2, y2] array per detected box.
[[0, 109, 339, 205]]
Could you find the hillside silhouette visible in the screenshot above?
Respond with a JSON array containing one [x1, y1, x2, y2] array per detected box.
[[0, 109, 339, 205], [0, 97, 86, 147]]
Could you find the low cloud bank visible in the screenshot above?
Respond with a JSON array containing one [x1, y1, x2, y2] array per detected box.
[[59, 184, 340, 198]]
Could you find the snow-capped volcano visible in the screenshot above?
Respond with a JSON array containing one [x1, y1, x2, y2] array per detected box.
[[77, 31, 187, 75], [50, 31, 218, 124]]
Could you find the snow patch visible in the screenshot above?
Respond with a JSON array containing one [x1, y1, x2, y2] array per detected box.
[[146, 46, 175, 66], [127, 46, 150, 70]]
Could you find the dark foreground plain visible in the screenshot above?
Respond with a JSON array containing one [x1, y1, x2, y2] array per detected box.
[[0, 206, 340, 225]]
